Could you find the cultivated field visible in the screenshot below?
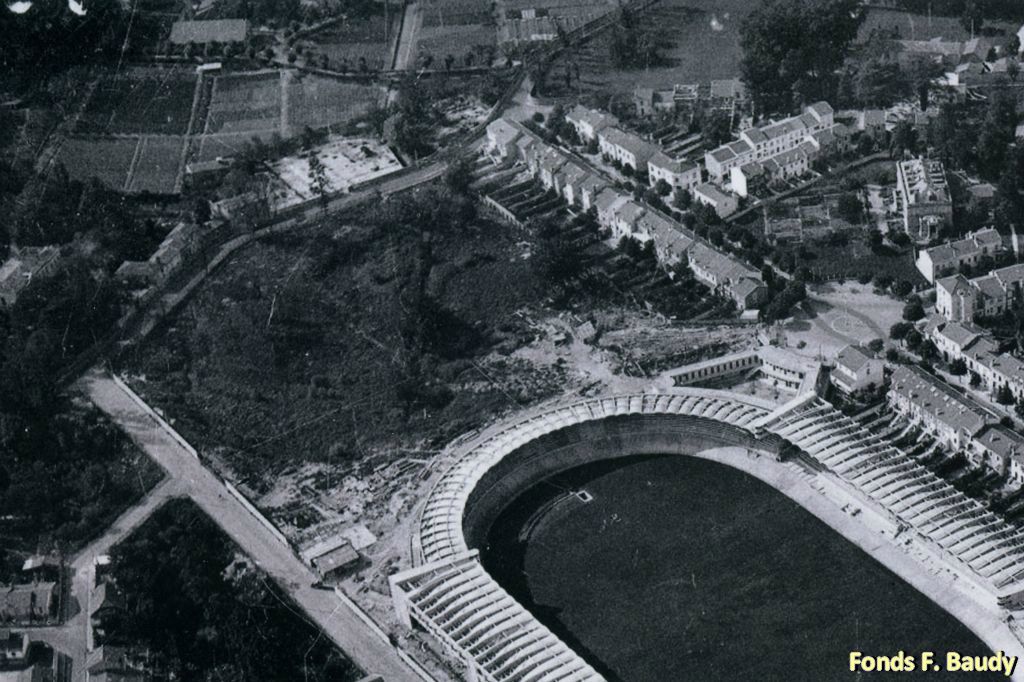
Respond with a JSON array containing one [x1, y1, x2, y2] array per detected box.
[[414, 0, 496, 65], [127, 136, 186, 194], [282, 74, 385, 135], [76, 68, 197, 135], [204, 71, 282, 135], [58, 137, 139, 189], [306, 12, 401, 69]]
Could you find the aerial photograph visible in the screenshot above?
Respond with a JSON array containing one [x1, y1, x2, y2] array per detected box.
[[8, 0, 1024, 679]]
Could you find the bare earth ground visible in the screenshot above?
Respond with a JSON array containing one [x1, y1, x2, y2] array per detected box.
[[782, 281, 903, 359]]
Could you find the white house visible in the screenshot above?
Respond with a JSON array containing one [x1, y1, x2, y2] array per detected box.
[[694, 183, 739, 219], [831, 345, 883, 393]]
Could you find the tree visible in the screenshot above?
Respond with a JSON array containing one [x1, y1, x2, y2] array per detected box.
[[890, 321, 912, 341], [1016, 397, 1024, 420], [960, 0, 984, 37], [700, 112, 733, 147], [1009, 59, 1021, 83], [739, 0, 864, 114], [902, 301, 925, 322], [654, 179, 672, 197], [867, 338, 884, 354], [443, 156, 475, 195], [307, 153, 330, 211], [949, 357, 967, 375], [889, 121, 917, 159], [891, 280, 913, 298], [836, 193, 863, 224], [997, 383, 1015, 405]]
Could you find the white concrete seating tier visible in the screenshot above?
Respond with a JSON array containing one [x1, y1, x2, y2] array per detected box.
[[766, 399, 1024, 591], [406, 389, 774, 682]]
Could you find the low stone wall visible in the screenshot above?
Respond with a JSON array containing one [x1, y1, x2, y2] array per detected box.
[[461, 412, 775, 550]]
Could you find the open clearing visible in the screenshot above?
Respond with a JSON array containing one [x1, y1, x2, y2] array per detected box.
[[121, 187, 754, 547]]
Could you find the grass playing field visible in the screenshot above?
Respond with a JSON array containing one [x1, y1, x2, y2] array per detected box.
[[483, 455, 1001, 681]]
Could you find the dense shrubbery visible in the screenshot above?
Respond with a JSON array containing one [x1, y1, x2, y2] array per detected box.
[[107, 499, 360, 681], [0, 404, 162, 581]]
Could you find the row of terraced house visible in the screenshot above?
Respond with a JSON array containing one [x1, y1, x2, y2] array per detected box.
[[485, 117, 768, 310], [704, 101, 851, 195], [889, 364, 1024, 484], [924, 314, 1024, 406]]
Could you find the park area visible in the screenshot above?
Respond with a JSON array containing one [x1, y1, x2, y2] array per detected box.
[[75, 68, 197, 136]]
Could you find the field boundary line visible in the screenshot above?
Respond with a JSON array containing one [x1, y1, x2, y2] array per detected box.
[[123, 135, 145, 193]]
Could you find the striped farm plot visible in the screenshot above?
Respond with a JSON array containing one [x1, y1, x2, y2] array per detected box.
[[127, 136, 187, 194], [204, 71, 283, 136], [267, 136, 401, 209]]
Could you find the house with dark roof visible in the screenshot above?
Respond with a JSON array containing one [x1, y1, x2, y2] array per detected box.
[[895, 157, 952, 244], [0, 629, 29, 668], [611, 201, 647, 241], [0, 583, 57, 626], [704, 102, 833, 183], [557, 164, 593, 207], [974, 424, 1024, 484], [576, 174, 609, 212]]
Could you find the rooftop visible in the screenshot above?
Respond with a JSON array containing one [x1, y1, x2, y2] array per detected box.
[[890, 365, 991, 437], [169, 19, 249, 44]]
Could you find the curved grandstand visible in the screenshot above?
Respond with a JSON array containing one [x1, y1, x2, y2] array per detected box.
[[391, 389, 782, 682], [391, 388, 1024, 682]]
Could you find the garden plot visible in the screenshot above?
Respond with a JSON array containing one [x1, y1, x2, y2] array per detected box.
[[204, 71, 282, 135], [268, 136, 401, 209], [306, 12, 400, 69], [58, 137, 139, 190], [76, 69, 198, 135], [127, 135, 186, 194], [283, 75, 385, 135]]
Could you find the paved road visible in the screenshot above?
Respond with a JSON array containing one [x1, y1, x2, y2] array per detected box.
[[30, 477, 183, 680], [79, 370, 425, 682]]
